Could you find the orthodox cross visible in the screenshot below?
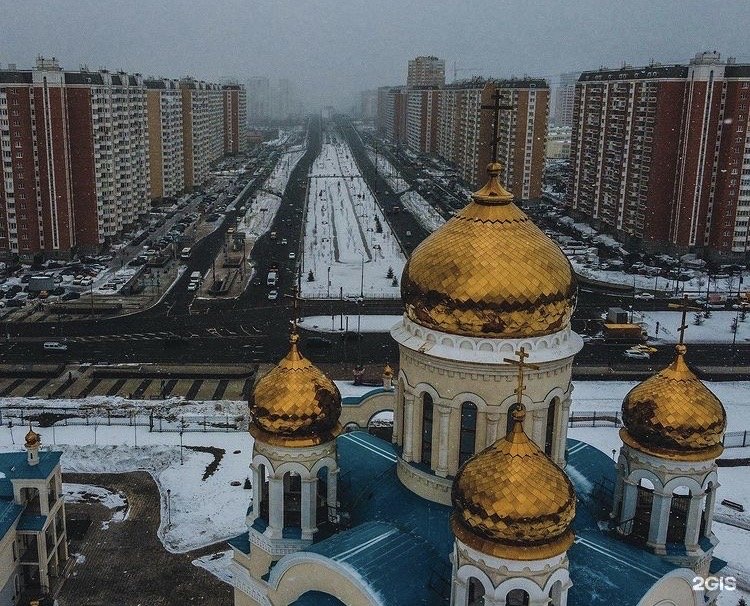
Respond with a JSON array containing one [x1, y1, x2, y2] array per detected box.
[[677, 294, 690, 345], [481, 87, 514, 164], [503, 346, 540, 408]]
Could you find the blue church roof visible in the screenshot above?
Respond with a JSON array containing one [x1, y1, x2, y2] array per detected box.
[[0, 450, 61, 481], [0, 500, 23, 539], [294, 432, 684, 606]]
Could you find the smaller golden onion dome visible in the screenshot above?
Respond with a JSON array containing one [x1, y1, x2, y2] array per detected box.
[[249, 332, 342, 447], [25, 426, 40, 447], [451, 405, 575, 560], [401, 163, 576, 339], [382, 363, 394, 378], [621, 344, 726, 461]]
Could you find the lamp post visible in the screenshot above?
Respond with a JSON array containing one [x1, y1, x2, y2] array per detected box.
[[327, 266, 331, 299], [179, 428, 184, 465]]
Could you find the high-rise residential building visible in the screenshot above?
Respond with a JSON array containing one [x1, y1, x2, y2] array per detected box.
[[407, 55, 446, 87], [222, 84, 248, 154], [180, 78, 224, 190], [567, 52, 750, 259], [553, 71, 579, 127], [376, 86, 407, 146], [145, 78, 184, 200], [405, 86, 440, 154], [360, 89, 378, 120], [437, 78, 549, 196], [0, 57, 150, 258], [247, 77, 270, 124]]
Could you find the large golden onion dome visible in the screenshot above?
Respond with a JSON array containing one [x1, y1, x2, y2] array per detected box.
[[451, 405, 576, 560], [249, 332, 342, 447], [621, 344, 726, 461], [401, 163, 576, 338]]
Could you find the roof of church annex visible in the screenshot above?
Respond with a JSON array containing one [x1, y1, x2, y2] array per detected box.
[[230, 432, 708, 606], [401, 162, 577, 339]]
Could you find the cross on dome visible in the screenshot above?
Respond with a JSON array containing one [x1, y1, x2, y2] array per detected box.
[[481, 87, 513, 165], [503, 346, 540, 412]]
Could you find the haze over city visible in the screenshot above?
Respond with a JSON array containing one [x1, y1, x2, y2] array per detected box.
[[3, 0, 750, 109]]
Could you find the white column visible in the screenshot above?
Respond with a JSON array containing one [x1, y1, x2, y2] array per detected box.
[[268, 477, 284, 537], [555, 397, 572, 467], [393, 384, 402, 446], [38, 531, 48, 589], [451, 576, 468, 606], [249, 465, 261, 523], [436, 406, 452, 477], [301, 478, 317, 540], [485, 412, 500, 447], [703, 486, 718, 537], [685, 493, 704, 548], [648, 491, 672, 548], [532, 408, 545, 448], [403, 394, 415, 461], [619, 479, 638, 527]]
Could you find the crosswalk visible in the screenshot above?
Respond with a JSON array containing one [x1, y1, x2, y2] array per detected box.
[[73, 332, 178, 343], [72, 328, 266, 343]]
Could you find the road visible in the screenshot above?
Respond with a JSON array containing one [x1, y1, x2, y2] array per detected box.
[[1, 116, 748, 376]]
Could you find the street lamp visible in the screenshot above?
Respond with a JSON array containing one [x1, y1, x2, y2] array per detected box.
[[327, 266, 331, 299], [179, 428, 184, 465]]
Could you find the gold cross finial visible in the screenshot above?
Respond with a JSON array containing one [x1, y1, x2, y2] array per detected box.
[[503, 346, 540, 408], [481, 86, 514, 164], [677, 295, 690, 346]]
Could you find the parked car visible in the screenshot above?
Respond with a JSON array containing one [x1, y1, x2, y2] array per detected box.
[[187, 281, 199, 291], [634, 292, 655, 300], [288, 252, 296, 260], [267, 289, 279, 300], [623, 349, 650, 360], [61, 292, 80, 301], [43, 341, 68, 351]]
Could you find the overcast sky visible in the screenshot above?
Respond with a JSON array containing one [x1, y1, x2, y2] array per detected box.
[[3, 0, 750, 110]]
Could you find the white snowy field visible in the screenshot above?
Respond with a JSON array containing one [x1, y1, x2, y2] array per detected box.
[[299, 314, 400, 334], [239, 145, 306, 241], [0, 420, 253, 555], [633, 310, 750, 345], [366, 149, 446, 233], [301, 131, 405, 299]]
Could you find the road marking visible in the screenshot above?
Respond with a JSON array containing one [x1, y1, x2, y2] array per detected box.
[[341, 433, 397, 462]]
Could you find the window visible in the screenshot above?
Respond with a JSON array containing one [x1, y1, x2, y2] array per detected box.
[[545, 399, 557, 456], [458, 402, 477, 467], [420, 393, 433, 466]]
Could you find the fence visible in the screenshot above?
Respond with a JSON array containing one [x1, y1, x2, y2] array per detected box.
[[568, 411, 622, 427], [723, 430, 750, 449], [0, 406, 245, 434]]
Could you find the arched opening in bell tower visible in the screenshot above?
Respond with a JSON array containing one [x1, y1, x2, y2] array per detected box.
[[283, 471, 302, 530], [506, 588, 530, 606], [666, 486, 690, 544], [544, 398, 558, 456], [421, 393, 434, 466], [633, 478, 655, 540], [467, 577, 485, 605], [459, 402, 477, 467]]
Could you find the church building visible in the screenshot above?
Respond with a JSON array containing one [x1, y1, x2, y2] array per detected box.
[[229, 162, 729, 606]]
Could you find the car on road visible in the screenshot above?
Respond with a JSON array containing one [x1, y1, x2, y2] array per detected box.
[[187, 281, 199, 291], [634, 292, 655, 300], [43, 341, 68, 351], [281, 238, 288, 245], [630, 344, 658, 354], [267, 289, 278, 300], [288, 252, 296, 260], [623, 348, 650, 360]]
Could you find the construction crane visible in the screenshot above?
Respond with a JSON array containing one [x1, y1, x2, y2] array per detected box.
[[452, 61, 481, 82]]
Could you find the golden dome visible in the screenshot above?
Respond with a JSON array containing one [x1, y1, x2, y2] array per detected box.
[[25, 427, 40, 447], [451, 406, 575, 560], [401, 163, 576, 339], [249, 333, 342, 447], [621, 344, 726, 461]]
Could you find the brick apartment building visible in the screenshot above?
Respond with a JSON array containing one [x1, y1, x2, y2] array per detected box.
[[437, 78, 549, 196], [0, 58, 246, 259], [407, 56, 445, 88], [222, 84, 248, 155], [376, 86, 407, 146], [567, 51, 750, 259], [406, 86, 440, 155], [146, 78, 184, 200]]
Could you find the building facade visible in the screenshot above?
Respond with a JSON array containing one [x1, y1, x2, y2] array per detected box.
[[145, 78, 184, 200], [223, 84, 248, 155], [407, 56, 446, 88], [553, 71, 579, 127], [405, 86, 440, 154], [180, 78, 224, 191], [567, 52, 750, 259], [246, 77, 270, 124], [376, 86, 407, 146]]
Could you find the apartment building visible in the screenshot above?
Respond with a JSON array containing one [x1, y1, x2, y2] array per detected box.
[[405, 86, 440, 154], [407, 56, 445, 87], [222, 84, 248, 155], [567, 52, 750, 259], [376, 86, 407, 146], [553, 71, 579, 127], [0, 57, 149, 257], [145, 78, 184, 200], [180, 78, 224, 190], [436, 78, 549, 196]]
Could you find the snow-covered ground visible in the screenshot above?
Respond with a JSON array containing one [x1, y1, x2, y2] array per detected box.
[[238, 144, 306, 241], [366, 149, 446, 233], [0, 419, 252, 555], [301, 130, 405, 299], [634, 310, 750, 345], [299, 314, 400, 333]]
